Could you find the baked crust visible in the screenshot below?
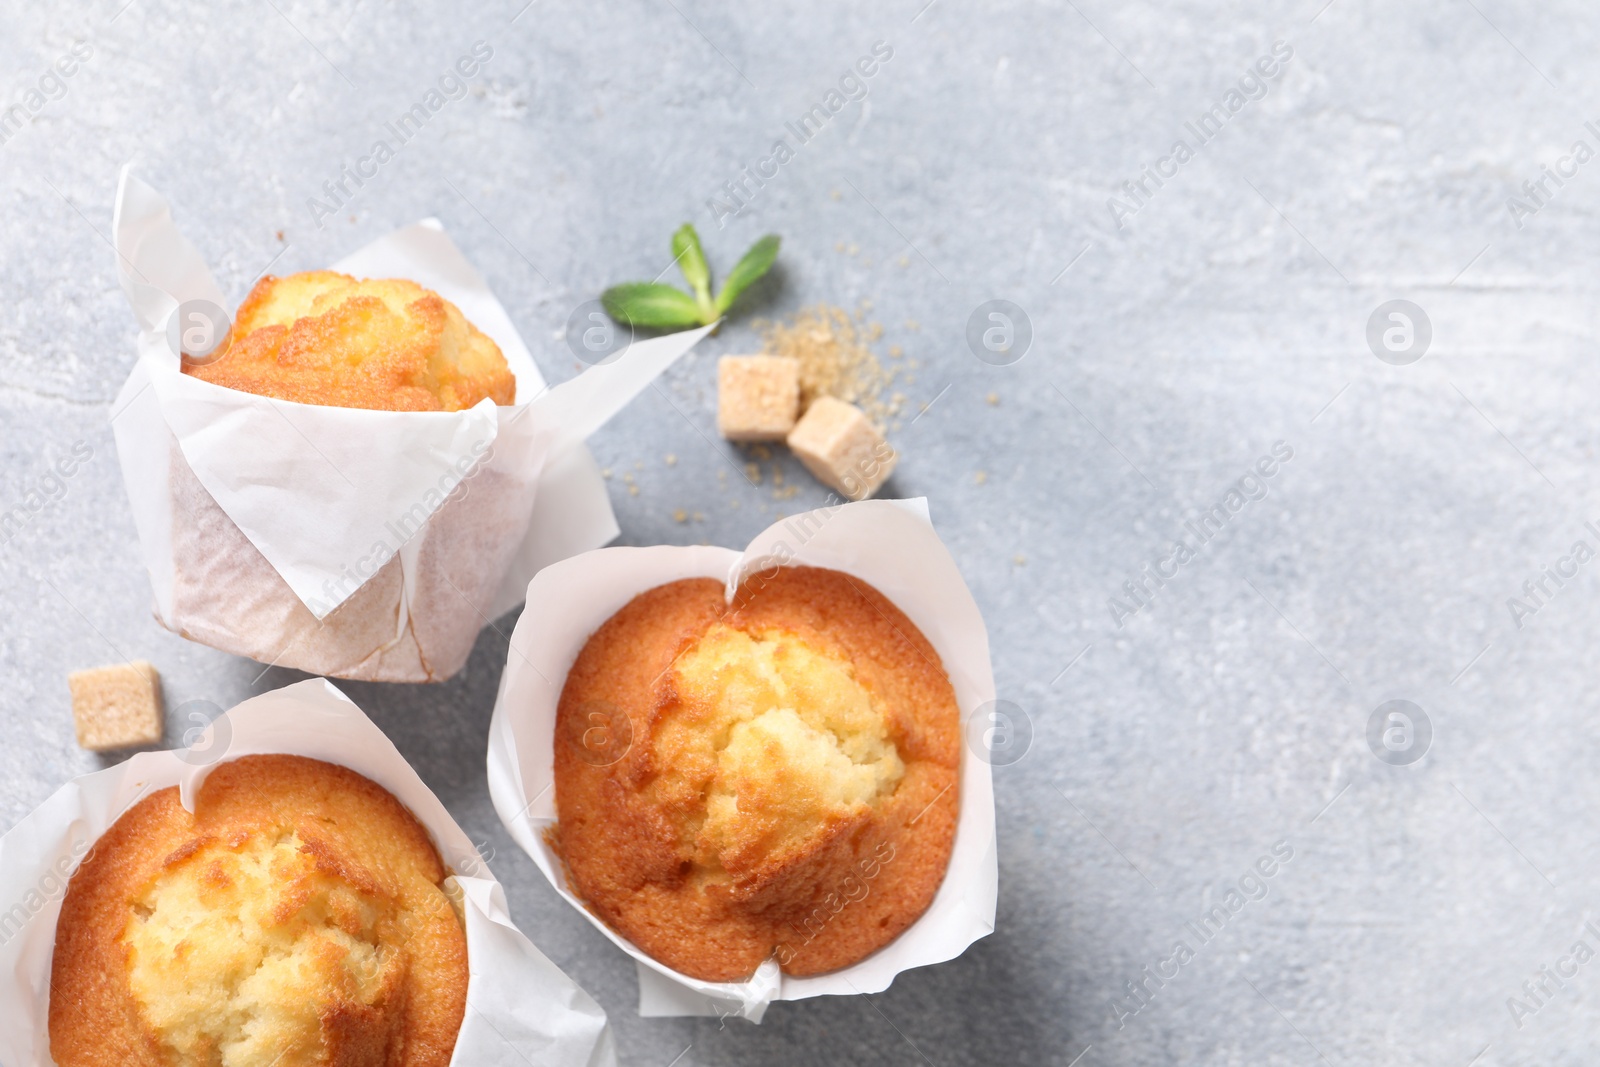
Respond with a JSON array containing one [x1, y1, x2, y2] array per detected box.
[[552, 566, 961, 981], [49, 755, 468, 1067], [184, 271, 515, 411]]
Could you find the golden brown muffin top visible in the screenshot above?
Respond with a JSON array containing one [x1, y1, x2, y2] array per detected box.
[[552, 566, 961, 982], [184, 270, 516, 411], [49, 754, 468, 1067]]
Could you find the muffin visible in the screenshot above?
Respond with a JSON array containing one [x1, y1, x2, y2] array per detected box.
[[552, 565, 961, 981], [184, 270, 516, 411], [49, 755, 468, 1067]]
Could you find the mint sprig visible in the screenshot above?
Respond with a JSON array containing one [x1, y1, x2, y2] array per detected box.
[[601, 224, 779, 329], [716, 234, 779, 315], [671, 223, 715, 323]]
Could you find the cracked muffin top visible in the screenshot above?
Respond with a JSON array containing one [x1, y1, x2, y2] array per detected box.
[[551, 566, 961, 981], [49, 754, 468, 1067], [184, 270, 515, 412]]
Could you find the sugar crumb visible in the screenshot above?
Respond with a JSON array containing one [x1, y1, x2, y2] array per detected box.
[[756, 303, 899, 426]]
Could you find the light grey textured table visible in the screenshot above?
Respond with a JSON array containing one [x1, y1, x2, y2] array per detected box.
[[5, 1, 1599, 1063]]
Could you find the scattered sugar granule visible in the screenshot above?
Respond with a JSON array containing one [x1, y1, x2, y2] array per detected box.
[[756, 304, 898, 425]]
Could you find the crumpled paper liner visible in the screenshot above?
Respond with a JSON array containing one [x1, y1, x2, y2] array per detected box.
[[486, 499, 999, 1021], [0, 678, 615, 1067], [109, 168, 711, 681]]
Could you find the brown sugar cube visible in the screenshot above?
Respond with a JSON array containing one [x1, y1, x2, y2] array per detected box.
[[787, 397, 898, 501], [68, 660, 164, 751], [717, 355, 801, 442]]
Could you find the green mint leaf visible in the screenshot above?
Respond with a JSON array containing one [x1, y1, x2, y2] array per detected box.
[[601, 283, 706, 328], [671, 223, 716, 321], [714, 234, 780, 315]]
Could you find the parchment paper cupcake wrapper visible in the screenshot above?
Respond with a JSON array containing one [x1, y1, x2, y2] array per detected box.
[[486, 499, 999, 1022], [109, 168, 712, 680], [0, 678, 616, 1067]]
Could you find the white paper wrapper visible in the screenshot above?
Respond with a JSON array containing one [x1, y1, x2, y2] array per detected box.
[[109, 168, 712, 681], [0, 678, 615, 1066], [485, 499, 998, 1022]]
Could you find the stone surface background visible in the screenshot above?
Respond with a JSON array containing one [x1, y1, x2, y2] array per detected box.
[[4, 1, 1599, 1063]]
